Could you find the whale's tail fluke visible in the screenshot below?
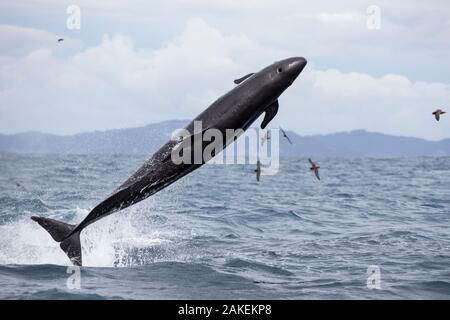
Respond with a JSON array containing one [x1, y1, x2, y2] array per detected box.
[[60, 232, 82, 266], [31, 216, 82, 266]]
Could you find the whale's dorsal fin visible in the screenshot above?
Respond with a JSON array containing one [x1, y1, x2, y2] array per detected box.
[[233, 73, 254, 84], [261, 100, 279, 129]]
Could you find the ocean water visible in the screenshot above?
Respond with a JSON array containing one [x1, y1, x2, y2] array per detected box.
[[0, 153, 449, 299]]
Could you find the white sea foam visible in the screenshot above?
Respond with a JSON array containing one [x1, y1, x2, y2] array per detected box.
[[0, 205, 180, 267]]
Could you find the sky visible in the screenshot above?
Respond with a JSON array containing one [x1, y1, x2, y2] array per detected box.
[[0, 0, 449, 140]]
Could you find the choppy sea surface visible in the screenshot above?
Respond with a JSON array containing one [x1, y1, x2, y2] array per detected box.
[[0, 153, 449, 299]]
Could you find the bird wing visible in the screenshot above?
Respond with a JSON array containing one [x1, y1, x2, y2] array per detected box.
[[256, 168, 261, 181], [314, 168, 320, 181], [285, 134, 293, 145], [279, 127, 292, 144], [308, 158, 314, 166]]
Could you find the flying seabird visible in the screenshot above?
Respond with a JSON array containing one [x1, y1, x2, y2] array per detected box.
[[255, 160, 261, 182], [57, 38, 64, 42], [432, 109, 446, 121], [279, 127, 292, 145], [308, 158, 320, 181]]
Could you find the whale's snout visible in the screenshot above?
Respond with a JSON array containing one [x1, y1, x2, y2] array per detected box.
[[284, 57, 307, 79]]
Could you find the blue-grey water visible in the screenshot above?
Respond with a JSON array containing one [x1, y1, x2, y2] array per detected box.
[[0, 154, 449, 299]]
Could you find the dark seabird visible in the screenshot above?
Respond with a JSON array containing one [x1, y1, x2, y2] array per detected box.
[[280, 127, 292, 145], [308, 158, 320, 181], [255, 160, 261, 182], [432, 109, 446, 121], [57, 38, 64, 42]]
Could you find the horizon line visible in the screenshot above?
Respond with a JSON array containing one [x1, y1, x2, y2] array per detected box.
[[0, 119, 448, 142]]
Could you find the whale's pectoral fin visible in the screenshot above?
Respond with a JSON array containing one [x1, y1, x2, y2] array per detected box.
[[234, 73, 254, 84], [261, 100, 279, 129]]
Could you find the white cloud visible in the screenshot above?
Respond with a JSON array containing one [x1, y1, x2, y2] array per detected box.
[[278, 68, 450, 140], [316, 12, 364, 24], [2, 0, 450, 82], [0, 19, 282, 134]]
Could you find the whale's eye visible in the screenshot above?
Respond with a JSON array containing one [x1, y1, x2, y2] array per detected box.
[[277, 67, 283, 73]]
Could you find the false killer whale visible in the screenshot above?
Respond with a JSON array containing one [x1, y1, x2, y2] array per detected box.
[[31, 57, 307, 266]]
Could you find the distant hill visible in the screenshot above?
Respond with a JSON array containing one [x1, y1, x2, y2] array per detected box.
[[0, 120, 449, 157], [280, 129, 450, 157], [0, 120, 187, 155]]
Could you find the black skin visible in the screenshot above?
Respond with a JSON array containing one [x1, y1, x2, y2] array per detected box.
[[68, 57, 307, 236]]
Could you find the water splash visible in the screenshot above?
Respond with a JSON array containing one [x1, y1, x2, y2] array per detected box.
[[0, 205, 186, 267]]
